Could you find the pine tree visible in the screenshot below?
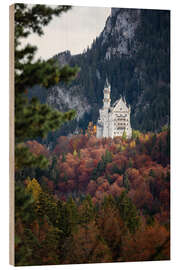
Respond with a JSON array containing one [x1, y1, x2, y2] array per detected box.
[[62, 152, 66, 162], [116, 191, 140, 233], [122, 130, 127, 140], [104, 149, 113, 163], [14, 4, 79, 170], [123, 172, 130, 191]]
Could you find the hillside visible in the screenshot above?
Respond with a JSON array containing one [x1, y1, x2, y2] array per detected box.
[[14, 5, 170, 266], [28, 8, 170, 146], [15, 129, 170, 265]]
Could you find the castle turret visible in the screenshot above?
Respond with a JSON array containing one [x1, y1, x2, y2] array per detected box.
[[103, 78, 111, 109], [96, 78, 132, 139]]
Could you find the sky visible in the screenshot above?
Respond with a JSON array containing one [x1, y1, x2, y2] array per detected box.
[[23, 6, 111, 60]]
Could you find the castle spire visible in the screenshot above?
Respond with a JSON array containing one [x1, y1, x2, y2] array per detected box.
[[103, 78, 111, 109], [104, 78, 110, 88]]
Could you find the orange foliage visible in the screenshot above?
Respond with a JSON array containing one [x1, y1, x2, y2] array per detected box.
[[26, 140, 49, 157], [109, 183, 125, 197], [87, 180, 97, 196], [53, 136, 70, 155], [130, 184, 153, 209], [63, 221, 112, 264], [122, 221, 170, 261]]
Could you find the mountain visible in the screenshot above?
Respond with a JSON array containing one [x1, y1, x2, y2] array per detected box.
[[29, 8, 170, 146]]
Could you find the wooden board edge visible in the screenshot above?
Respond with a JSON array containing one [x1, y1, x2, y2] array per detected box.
[[9, 4, 15, 266]]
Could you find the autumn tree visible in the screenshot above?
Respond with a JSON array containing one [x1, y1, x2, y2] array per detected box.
[[63, 221, 112, 264], [86, 122, 96, 137], [97, 202, 125, 260], [26, 178, 42, 201], [121, 221, 170, 261]]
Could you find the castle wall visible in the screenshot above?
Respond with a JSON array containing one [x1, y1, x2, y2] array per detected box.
[[96, 81, 132, 139], [96, 123, 103, 138]]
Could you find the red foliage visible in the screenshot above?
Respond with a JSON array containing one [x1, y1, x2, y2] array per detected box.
[[122, 221, 170, 261], [47, 180, 54, 192], [87, 180, 97, 196], [159, 189, 170, 211], [26, 140, 49, 157], [134, 154, 152, 169], [28, 131, 170, 228], [109, 183, 125, 197], [128, 182, 153, 209], [53, 136, 70, 155]]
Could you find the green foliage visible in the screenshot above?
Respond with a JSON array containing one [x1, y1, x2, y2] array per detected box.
[[15, 183, 35, 223], [61, 152, 66, 162], [149, 169, 156, 177], [25, 9, 170, 146], [49, 156, 59, 181], [92, 150, 113, 180], [132, 129, 141, 140], [116, 191, 140, 233], [36, 192, 58, 224], [92, 159, 105, 180], [15, 96, 76, 143], [15, 4, 79, 170], [79, 195, 95, 225], [15, 144, 48, 170], [123, 172, 130, 191], [73, 149, 77, 156], [56, 197, 78, 237], [15, 4, 71, 41], [43, 9, 170, 139], [15, 228, 41, 266], [13, 7, 170, 265], [122, 130, 127, 140], [104, 149, 113, 163]]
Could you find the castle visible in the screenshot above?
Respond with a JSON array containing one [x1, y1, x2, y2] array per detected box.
[[96, 79, 132, 139]]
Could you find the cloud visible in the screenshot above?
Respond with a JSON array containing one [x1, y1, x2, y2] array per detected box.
[[22, 6, 111, 60]]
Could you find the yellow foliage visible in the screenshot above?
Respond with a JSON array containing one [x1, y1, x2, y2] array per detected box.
[[117, 144, 126, 152], [86, 122, 96, 136], [144, 134, 149, 141], [26, 178, 42, 201], [130, 140, 136, 148]]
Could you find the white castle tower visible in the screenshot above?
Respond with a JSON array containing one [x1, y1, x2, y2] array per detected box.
[[103, 78, 111, 109], [96, 79, 132, 139]]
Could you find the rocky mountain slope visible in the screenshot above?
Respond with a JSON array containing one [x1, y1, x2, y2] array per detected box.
[[30, 8, 170, 145]]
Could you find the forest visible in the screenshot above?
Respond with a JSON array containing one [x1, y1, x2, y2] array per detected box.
[[27, 8, 170, 145], [13, 4, 170, 266], [15, 127, 170, 265], [40, 8, 170, 141]]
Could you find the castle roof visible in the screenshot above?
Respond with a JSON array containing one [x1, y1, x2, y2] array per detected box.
[[112, 97, 130, 112]]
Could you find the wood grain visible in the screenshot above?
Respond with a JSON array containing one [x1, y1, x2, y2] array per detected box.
[[9, 4, 15, 266]]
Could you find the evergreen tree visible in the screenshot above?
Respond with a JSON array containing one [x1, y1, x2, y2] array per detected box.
[[123, 172, 130, 191], [116, 191, 140, 233], [62, 152, 66, 162], [14, 4, 79, 170], [78, 195, 96, 241], [104, 149, 113, 163], [122, 130, 127, 140]]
